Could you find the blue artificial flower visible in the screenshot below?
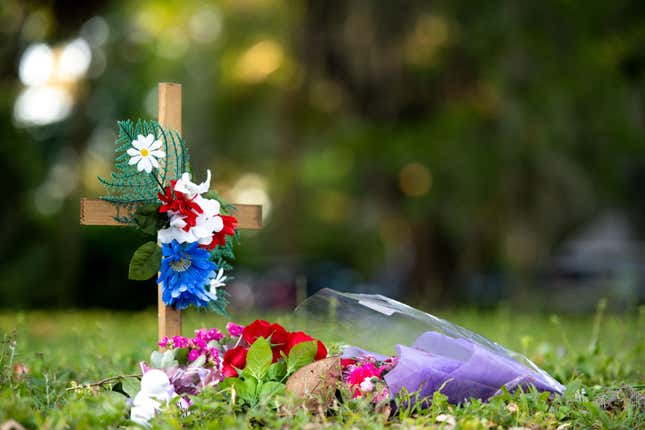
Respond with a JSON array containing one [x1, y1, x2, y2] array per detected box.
[[159, 240, 217, 310]]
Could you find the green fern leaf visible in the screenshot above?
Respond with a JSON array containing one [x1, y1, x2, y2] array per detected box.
[[99, 119, 191, 204]]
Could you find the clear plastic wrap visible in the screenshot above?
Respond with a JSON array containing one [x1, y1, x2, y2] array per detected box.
[[294, 288, 565, 403]]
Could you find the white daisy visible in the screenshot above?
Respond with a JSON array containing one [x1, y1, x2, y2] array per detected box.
[[127, 134, 165, 173]]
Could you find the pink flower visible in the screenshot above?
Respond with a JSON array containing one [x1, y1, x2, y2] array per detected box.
[[347, 363, 384, 398], [226, 322, 244, 337], [158, 336, 169, 349], [347, 363, 383, 386], [172, 336, 189, 348], [207, 328, 224, 341], [373, 386, 390, 403], [188, 349, 201, 362]]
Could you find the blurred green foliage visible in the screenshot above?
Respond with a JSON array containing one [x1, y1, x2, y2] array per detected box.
[[1, 0, 645, 309]]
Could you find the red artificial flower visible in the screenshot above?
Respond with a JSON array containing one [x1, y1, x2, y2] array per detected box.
[[157, 182, 203, 231], [287, 331, 327, 361], [340, 358, 357, 368], [222, 345, 248, 377], [203, 215, 237, 250], [242, 320, 290, 362]]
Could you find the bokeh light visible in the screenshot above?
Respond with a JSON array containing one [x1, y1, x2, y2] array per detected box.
[[56, 38, 92, 81], [18, 43, 54, 86], [235, 39, 284, 83], [229, 174, 272, 221], [399, 163, 432, 197], [14, 36, 92, 127], [14, 86, 73, 126]]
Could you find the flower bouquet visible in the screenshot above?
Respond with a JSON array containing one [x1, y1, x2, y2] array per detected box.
[[127, 289, 564, 425], [130, 320, 329, 426], [294, 289, 565, 406]]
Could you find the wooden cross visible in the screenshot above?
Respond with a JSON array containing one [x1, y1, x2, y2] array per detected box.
[[80, 82, 262, 342]]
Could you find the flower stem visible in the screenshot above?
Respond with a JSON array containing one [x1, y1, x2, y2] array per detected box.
[[152, 172, 165, 192]]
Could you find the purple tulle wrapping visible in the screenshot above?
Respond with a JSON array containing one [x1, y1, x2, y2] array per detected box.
[[296, 289, 565, 406], [382, 331, 564, 404]]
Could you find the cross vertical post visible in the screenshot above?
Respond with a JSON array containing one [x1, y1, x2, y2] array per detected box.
[[157, 82, 183, 342]]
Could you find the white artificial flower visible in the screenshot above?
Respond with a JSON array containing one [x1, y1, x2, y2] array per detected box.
[[174, 169, 211, 198], [130, 369, 175, 427], [127, 134, 165, 173], [359, 377, 374, 393], [209, 268, 227, 295], [157, 175, 224, 245], [131, 394, 161, 427], [139, 369, 173, 398]]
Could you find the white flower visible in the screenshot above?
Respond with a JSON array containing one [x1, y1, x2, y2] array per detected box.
[[139, 369, 173, 398], [209, 268, 227, 295], [359, 377, 374, 393], [130, 396, 160, 427], [130, 370, 175, 427], [174, 169, 211, 198], [157, 172, 224, 246], [127, 134, 165, 173]]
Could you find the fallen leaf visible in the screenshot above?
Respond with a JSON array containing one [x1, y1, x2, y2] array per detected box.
[[285, 357, 341, 411]]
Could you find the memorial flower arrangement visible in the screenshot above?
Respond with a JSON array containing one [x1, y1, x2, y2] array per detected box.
[[130, 320, 329, 426], [123, 291, 566, 427], [93, 120, 565, 427], [99, 120, 238, 314]]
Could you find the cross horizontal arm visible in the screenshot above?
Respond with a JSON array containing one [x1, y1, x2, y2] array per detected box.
[[80, 198, 262, 229]]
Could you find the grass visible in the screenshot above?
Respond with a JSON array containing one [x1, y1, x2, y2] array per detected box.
[[0, 303, 643, 429]]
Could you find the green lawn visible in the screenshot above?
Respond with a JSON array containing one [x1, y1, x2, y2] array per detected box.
[[0, 304, 643, 429]]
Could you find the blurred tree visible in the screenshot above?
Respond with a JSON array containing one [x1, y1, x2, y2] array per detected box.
[[1, 0, 645, 309]]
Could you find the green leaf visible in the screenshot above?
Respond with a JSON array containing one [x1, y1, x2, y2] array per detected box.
[[120, 377, 140, 398], [128, 241, 161, 280], [99, 119, 191, 204], [259, 381, 285, 401], [134, 203, 166, 236], [149, 349, 177, 369], [287, 341, 317, 374], [218, 377, 237, 391], [111, 381, 128, 398], [245, 337, 272, 380], [235, 377, 258, 405], [267, 361, 287, 382], [174, 348, 189, 365]]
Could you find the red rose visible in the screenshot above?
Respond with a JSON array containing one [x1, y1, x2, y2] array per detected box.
[[222, 346, 248, 377], [287, 331, 327, 361], [242, 320, 272, 344], [242, 320, 290, 362]]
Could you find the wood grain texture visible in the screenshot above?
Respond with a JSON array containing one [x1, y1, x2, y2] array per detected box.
[[157, 83, 183, 342], [158, 286, 181, 341], [158, 82, 182, 133], [80, 198, 262, 229]]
